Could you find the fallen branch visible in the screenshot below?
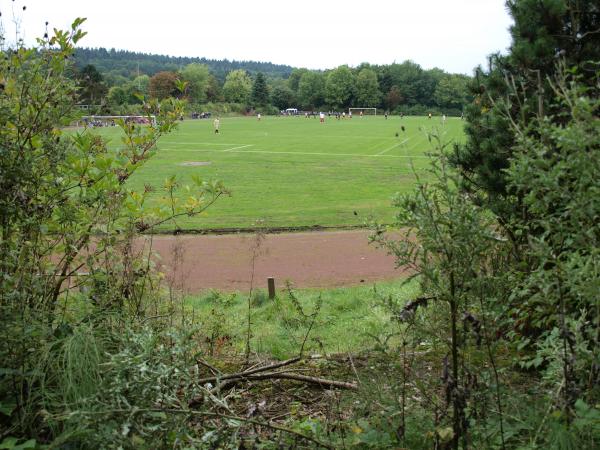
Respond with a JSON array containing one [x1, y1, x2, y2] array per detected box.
[[198, 356, 301, 385], [223, 372, 358, 390], [210, 371, 358, 394], [190, 356, 357, 406], [196, 358, 221, 376]]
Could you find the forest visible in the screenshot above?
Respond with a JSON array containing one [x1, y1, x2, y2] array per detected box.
[[74, 47, 295, 81], [73, 47, 472, 116]]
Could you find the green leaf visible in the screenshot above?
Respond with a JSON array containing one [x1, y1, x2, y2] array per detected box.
[[0, 438, 18, 450], [71, 17, 87, 30], [0, 438, 36, 450], [437, 426, 454, 443], [0, 401, 16, 417]]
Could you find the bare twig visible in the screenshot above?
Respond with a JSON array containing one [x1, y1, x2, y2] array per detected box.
[[347, 352, 362, 385], [215, 371, 358, 392], [245, 228, 265, 364], [299, 312, 316, 357], [140, 314, 171, 324], [196, 358, 221, 376], [198, 356, 301, 385]]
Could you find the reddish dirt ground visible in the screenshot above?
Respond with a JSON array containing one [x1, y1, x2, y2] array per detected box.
[[145, 230, 405, 293]]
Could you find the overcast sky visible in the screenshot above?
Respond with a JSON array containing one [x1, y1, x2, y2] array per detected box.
[[1, 0, 513, 74]]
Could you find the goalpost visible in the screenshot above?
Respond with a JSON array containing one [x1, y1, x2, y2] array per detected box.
[[78, 115, 157, 128], [349, 107, 377, 116]]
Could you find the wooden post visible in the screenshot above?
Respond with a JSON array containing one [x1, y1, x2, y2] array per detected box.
[[267, 277, 275, 299]]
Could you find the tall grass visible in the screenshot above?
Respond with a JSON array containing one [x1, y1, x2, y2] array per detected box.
[[186, 279, 419, 359]]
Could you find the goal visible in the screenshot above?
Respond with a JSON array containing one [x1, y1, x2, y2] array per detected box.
[[78, 115, 157, 128], [349, 108, 377, 116]]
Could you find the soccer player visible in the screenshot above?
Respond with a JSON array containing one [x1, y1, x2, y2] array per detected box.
[[428, 113, 432, 119], [319, 111, 325, 123], [213, 117, 220, 134], [257, 113, 261, 121], [348, 110, 353, 119]]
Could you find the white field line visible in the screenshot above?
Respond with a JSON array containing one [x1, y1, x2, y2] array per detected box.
[[162, 141, 242, 146], [163, 147, 429, 159], [366, 139, 394, 153], [260, 133, 396, 140], [171, 132, 392, 141], [376, 137, 411, 156], [376, 143, 400, 156], [404, 134, 430, 153], [223, 144, 254, 152]]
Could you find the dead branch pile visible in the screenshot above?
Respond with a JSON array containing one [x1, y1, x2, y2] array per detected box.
[[190, 356, 358, 408]]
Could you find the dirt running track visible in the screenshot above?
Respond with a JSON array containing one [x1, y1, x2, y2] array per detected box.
[[147, 230, 405, 293]]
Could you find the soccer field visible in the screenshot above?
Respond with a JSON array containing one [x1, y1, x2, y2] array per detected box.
[[98, 115, 465, 230]]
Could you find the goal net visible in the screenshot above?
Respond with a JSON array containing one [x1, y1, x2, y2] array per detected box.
[[78, 115, 157, 128], [349, 108, 377, 116]]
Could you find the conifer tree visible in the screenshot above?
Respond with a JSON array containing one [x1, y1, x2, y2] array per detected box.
[[453, 0, 600, 223], [251, 72, 269, 106], [77, 64, 108, 104]]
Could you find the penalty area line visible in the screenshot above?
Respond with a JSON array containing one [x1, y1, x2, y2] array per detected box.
[[376, 137, 411, 155], [164, 148, 429, 159], [163, 141, 242, 146], [223, 144, 254, 152]]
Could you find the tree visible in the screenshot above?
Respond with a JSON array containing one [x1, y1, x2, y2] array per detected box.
[[447, 1, 600, 424], [385, 85, 403, 111], [373, 66, 600, 450], [419, 68, 445, 106], [354, 68, 381, 107], [434, 75, 470, 110], [77, 64, 108, 104], [181, 63, 210, 104], [297, 71, 325, 110], [127, 74, 150, 103], [287, 68, 310, 93], [149, 71, 180, 100], [270, 84, 296, 109], [251, 72, 269, 106], [206, 74, 222, 102], [325, 65, 355, 109], [453, 0, 600, 220], [223, 69, 252, 104], [381, 61, 424, 106], [378, 67, 394, 98], [107, 75, 151, 106], [506, 73, 600, 419], [107, 85, 128, 106], [103, 70, 129, 88]]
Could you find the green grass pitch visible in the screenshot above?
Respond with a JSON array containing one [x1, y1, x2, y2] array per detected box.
[[96, 115, 465, 231]]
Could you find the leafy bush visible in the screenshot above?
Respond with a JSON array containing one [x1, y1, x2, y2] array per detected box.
[[0, 19, 226, 445], [370, 63, 599, 449]]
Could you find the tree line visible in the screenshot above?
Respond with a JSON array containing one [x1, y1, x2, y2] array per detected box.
[[73, 49, 472, 116], [74, 47, 294, 81]]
